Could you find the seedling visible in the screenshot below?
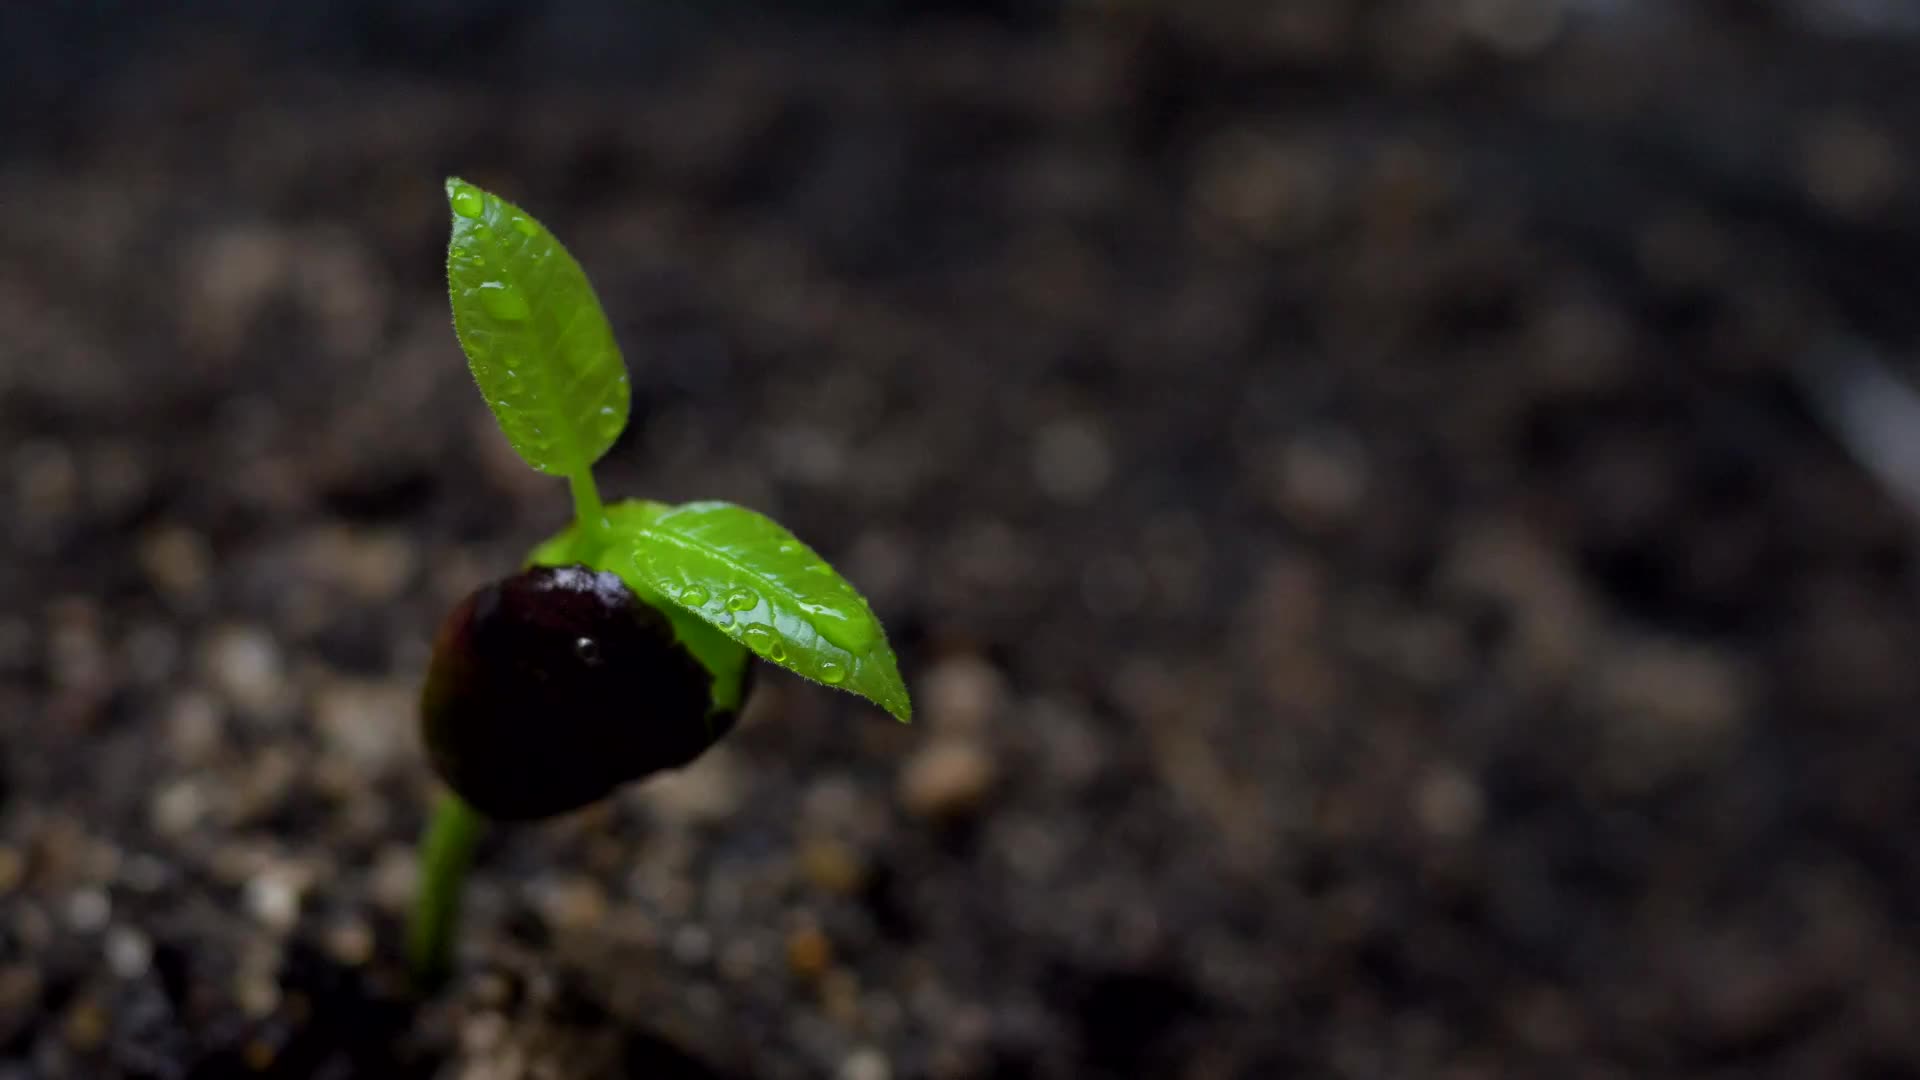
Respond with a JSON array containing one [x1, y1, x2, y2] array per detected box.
[[407, 178, 911, 986]]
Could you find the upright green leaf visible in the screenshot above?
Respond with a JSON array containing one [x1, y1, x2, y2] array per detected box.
[[445, 178, 629, 476], [626, 501, 910, 722], [526, 500, 751, 713]]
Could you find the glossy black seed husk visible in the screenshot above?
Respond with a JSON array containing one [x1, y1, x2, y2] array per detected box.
[[420, 564, 742, 821]]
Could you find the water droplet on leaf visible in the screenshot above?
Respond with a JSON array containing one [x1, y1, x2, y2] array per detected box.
[[680, 586, 709, 607], [802, 604, 875, 655], [819, 661, 847, 685], [512, 214, 537, 237], [742, 626, 775, 652], [725, 590, 757, 612], [450, 185, 485, 218], [768, 642, 788, 662]]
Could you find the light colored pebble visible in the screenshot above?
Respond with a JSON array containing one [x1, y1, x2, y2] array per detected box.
[[246, 866, 305, 932], [137, 524, 211, 601], [535, 876, 608, 934], [65, 888, 111, 933], [312, 677, 411, 771], [899, 739, 997, 821], [370, 846, 419, 913], [166, 692, 224, 764], [105, 926, 153, 979], [670, 925, 712, 967], [326, 920, 375, 967], [151, 781, 208, 836], [921, 655, 1004, 736], [203, 625, 290, 723], [841, 1047, 892, 1080]]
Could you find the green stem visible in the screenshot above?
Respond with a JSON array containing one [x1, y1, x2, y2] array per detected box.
[[408, 791, 486, 989], [570, 468, 608, 547]]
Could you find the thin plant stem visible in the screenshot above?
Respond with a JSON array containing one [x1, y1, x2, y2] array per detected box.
[[570, 468, 608, 547], [408, 790, 486, 988]]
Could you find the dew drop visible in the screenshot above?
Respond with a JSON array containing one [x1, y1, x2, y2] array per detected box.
[[768, 642, 788, 662], [511, 214, 537, 237], [679, 586, 709, 607], [573, 636, 602, 665], [742, 626, 775, 652], [819, 661, 847, 685], [714, 611, 734, 628], [450, 184, 485, 218], [803, 604, 875, 654], [478, 282, 531, 321], [725, 590, 757, 612]]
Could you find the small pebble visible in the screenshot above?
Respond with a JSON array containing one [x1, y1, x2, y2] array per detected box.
[[235, 972, 281, 1018], [536, 875, 609, 934], [1459, 0, 1562, 55], [0, 966, 40, 1016], [326, 920, 375, 967], [797, 839, 867, 897], [123, 622, 181, 686], [1802, 114, 1903, 220], [718, 938, 762, 983], [899, 739, 997, 821], [1274, 429, 1370, 530], [137, 524, 212, 601], [16, 441, 78, 523], [461, 1011, 508, 1055], [638, 748, 745, 824], [151, 781, 208, 836], [246, 867, 305, 932], [63, 998, 108, 1052], [243, 1040, 279, 1071], [66, 888, 111, 933], [841, 1047, 892, 1080], [370, 846, 420, 912], [312, 677, 410, 771], [921, 655, 1004, 736], [120, 854, 172, 894], [165, 692, 224, 764], [1031, 416, 1113, 502], [302, 526, 418, 604], [1413, 766, 1486, 839], [203, 625, 290, 723], [821, 969, 863, 1028], [0, 848, 23, 895], [786, 922, 834, 981], [671, 925, 712, 967], [105, 926, 153, 979]]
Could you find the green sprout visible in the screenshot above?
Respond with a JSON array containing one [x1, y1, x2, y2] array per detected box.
[[407, 178, 911, 987]]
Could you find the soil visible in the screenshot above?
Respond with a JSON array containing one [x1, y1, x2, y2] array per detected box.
[[4, 3, 1920, 1077]]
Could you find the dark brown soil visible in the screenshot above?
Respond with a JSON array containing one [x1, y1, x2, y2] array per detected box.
[[5, 3, 1920, 1077]]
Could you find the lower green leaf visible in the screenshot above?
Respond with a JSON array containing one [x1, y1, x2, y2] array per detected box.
[[625, 501, 911, 722]]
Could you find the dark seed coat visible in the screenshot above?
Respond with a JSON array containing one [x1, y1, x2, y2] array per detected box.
[[420, 564, 742, 821]]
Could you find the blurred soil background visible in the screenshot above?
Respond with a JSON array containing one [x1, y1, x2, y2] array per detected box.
[[4, 1, 1920, 1077]]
